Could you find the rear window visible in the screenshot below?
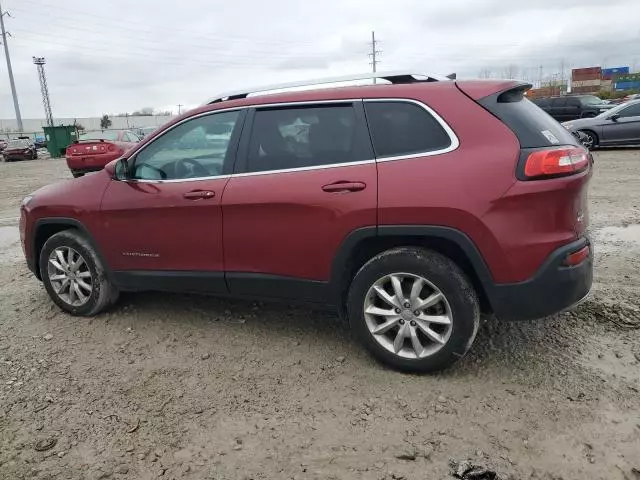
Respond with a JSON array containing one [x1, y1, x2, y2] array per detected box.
[[80, 131, 119, 141], [7, 139, 30, 148], [364, 101, 452, 158], [479, 90, 578, 148]]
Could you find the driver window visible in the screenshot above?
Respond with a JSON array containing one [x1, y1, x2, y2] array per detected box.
[[617, 103, 640, 118], [131, 110, 240, 180]]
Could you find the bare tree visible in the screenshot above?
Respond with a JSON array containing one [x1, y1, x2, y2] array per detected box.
[[478, 68, 493, 78], [503, 64, 519, 79]]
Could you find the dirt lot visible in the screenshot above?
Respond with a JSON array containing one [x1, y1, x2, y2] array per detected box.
[[1, 151, 639, 480]]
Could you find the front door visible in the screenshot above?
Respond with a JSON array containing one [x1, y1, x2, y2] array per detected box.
[[222, 102, 377, 302], [600, 102, 640, 144], [99, 109, 245, 292]]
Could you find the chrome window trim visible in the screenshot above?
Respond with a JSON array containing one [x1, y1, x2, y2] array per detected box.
[[123, 97, 458, 183], [363, 98, 460, 162]]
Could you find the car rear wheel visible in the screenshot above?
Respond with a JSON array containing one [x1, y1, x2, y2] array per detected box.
[[71, 171, 84, 178], [579, 130, 598, 150], [347, 247, 480, 372], [40, 230, 119, 316]]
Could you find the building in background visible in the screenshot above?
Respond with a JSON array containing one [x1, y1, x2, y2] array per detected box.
[[571, 67, 602, 95]]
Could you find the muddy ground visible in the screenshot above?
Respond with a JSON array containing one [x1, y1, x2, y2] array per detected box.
[[1, 151, 639, 480]]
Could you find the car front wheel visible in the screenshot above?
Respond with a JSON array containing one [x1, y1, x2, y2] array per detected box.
[[579, 130, 597, 150], [348, 247, 480, 372], [40, 230, 118, 316]]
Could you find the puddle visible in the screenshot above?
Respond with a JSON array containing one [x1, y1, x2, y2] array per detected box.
[[0, 226, 19, 248]]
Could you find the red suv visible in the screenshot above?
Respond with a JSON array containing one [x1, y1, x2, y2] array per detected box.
[[19, 73, 593, 372]]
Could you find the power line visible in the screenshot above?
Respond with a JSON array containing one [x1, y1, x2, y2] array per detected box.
[[0, 1, 23, 131], [369, 31, 381, 84]]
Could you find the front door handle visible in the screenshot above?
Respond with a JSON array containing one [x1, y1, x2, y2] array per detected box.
[[322, 181, 366, 193], [183, 190, 215, 200]]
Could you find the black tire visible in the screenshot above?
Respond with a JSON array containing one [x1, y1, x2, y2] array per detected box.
[[71, 171, 84, 178], [347, 247, 480, 373], [39, 229, 119, 316], [579, 130, 598, 150], [32, 151, 38, 160]]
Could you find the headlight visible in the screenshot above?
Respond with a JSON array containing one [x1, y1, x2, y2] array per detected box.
[[562, 123, 574, 130], [21, 195, 34, 208]]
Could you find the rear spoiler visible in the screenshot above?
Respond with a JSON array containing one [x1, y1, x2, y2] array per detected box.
[[73, 139, 106, 144], [455, 80, 532, 101]]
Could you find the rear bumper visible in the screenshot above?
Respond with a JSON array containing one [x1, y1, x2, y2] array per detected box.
[[488, 237, 592, 321]]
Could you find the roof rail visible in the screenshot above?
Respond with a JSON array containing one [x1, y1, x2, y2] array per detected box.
[[205, 71, 449, 104]]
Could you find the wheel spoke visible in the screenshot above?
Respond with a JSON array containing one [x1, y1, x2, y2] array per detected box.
[[365, 305, 398, 317], [409, 326, 424, 357], [54, 278, 70, 294], [393, 323, 409, 353], [71, 255, 84, 272], [55, 250, 68, 269], [415, 292, 443, 311], [73, 282, 86, 303], [50, 274, 67, 282], [76, 270, 92, 278], [49, 259, 65, 272], [417, 313, 451, 325], [373, 285, 400, 308], [372, 317, 400, 334], [415, 319, 446, 344], [390, 275, 405, 303], [68, 281, 76, 304], [76, 278, 92, 293], [409, 277, 425, 308]]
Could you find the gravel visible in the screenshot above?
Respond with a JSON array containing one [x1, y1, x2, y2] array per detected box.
[[1, 151, 640, 479]]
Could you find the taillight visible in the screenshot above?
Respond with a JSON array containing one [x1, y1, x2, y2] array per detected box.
[[563, 245, 590, 266], [107, 144, 116, 152], [523, 147, 590, 179]]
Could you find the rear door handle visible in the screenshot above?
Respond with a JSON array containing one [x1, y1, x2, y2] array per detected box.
[[322, 181, 366, 193], [183, 190, 215, 200]]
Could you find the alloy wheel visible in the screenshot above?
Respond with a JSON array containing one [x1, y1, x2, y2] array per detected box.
[[581, 131, 595, 149], [47, 247, 93, 307], [363, 272, 453, 359]]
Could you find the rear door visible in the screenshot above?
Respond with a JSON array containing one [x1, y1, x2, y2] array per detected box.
[[565, 97, 581, 120], [221, 101, 376, 302], [551, 98, 568, 120], [600, 102, 640, 143]]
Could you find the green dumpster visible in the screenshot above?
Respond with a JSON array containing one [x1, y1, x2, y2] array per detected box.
[[43, 125, 78, 158]]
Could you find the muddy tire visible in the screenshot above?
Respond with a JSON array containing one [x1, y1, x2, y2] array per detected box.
[[347, 247, 480, 372], [39, 229, 118, 316]]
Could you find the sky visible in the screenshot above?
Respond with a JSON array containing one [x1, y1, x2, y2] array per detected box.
[[1, 0, 639, 119]]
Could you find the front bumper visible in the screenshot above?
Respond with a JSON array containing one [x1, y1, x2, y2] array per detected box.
[[488, 237, 592, 321]]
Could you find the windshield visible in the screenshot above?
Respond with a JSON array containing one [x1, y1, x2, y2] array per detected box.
[[596, 101, 638, 118], [7, 140, 30, 148], [79, 130, 119, 141]]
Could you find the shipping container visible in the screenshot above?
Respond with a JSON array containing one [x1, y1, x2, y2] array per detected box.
[[572, 79, 601, 87], [616, 73, 640, 83], [602, 67, 629, 79], [571, 85, 601, 94], [572, 67, 601, 76], [614, 81, 640, 91]]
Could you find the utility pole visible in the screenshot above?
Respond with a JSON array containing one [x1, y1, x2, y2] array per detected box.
[[368, 31, 381, 84], [0, 1, 23, 131], [177, 104, 183, 115], [33, 57, 53, 127], [560, 59, 565, 94]]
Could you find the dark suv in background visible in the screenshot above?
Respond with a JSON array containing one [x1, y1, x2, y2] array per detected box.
[[532, 95, 613, 121], [19, 72, 593, 372]]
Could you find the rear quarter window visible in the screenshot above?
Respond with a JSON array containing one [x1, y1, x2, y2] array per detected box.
[[478, 90, 578, 148], [364, 101, 452, 158]]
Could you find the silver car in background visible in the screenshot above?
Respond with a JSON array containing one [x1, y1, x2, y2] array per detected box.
[[562, 100, 640, 149]]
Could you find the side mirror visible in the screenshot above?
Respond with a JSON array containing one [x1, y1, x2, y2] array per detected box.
[[610, 113, 620, 122], [109, 158, 130, 180]]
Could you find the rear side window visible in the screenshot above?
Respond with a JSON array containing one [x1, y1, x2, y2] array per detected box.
[[478, 89, 578, 148], [551, 98, 567, 107], [246, 104, 366, 173], [364, 101, 451, 158], [533, 98, 551, 108]]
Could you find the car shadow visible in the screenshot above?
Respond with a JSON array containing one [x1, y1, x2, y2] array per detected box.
[[109, 291, 582, 376]]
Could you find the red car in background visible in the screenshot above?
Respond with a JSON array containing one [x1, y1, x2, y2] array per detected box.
[[66, 130, 140, 177]]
